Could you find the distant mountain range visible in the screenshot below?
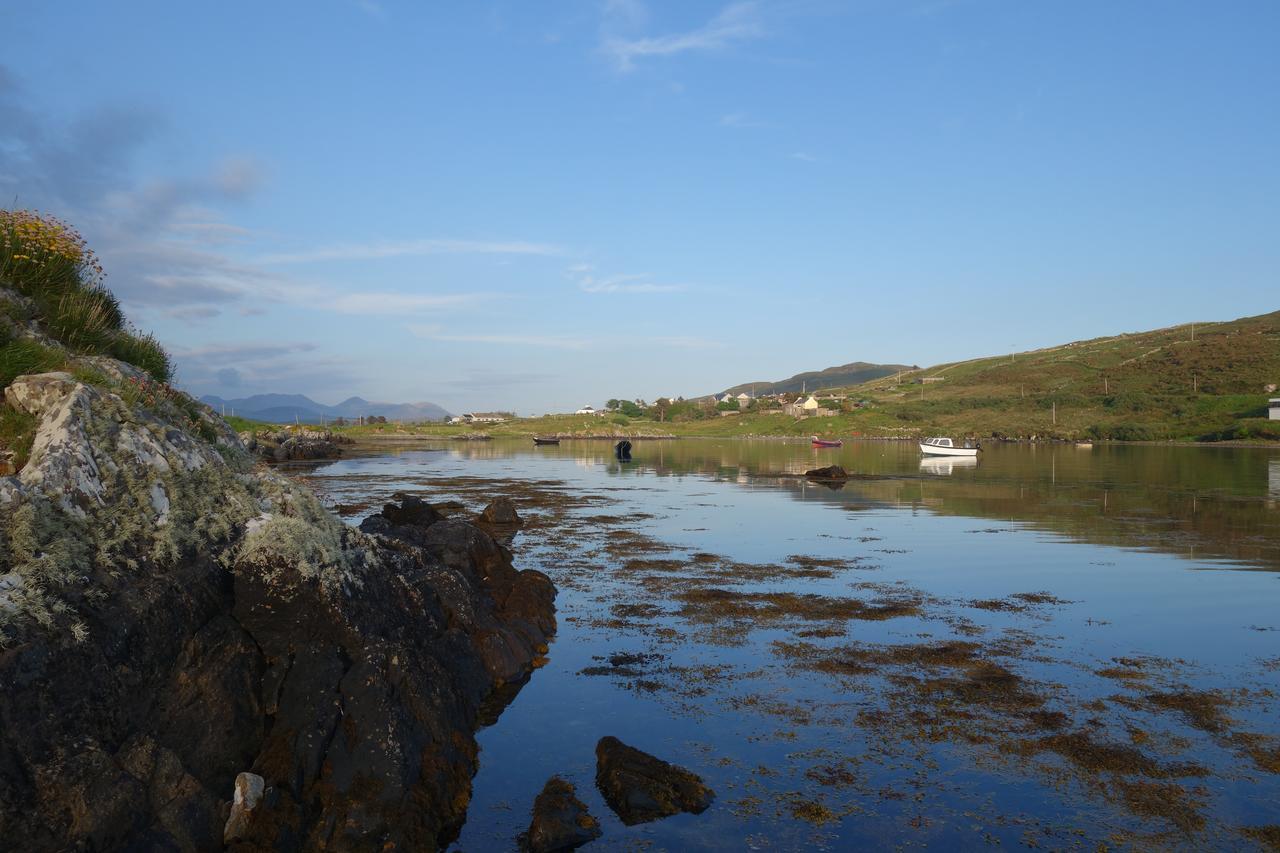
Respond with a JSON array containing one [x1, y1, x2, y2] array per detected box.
[[719, 361, 918, 398], [202, 393, 450, 424]]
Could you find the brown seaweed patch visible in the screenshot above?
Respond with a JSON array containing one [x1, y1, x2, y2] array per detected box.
[[1241, 825, 1280, 850], [1114, 779, 1205, 834], [1145, 689, 1232, 733], [1028, 731, 1161, 776], [1232, 732, 1280, 774], [675, 589, 896, 625]]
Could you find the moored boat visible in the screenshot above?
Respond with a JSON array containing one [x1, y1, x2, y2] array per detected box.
[[919, 436, 978, 457], [532, 437, 560, 445], [811, 436, 843, 448]]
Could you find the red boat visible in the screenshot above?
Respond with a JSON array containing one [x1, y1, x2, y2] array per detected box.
[[810, 436, 843, 448]]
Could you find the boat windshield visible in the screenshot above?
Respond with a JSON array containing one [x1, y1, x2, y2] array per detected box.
[[925, 438, 953, 447]]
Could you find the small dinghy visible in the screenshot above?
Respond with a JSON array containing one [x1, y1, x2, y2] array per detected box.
[[810, 436, 843, 448], [615, 439, 632, 460], [532, 437, 560, 445]]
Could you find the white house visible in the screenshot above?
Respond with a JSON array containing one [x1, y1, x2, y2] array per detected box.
[[718, 394, 734, 404], [736, 392, 752, 409], [466, 412, 509, 423], [576, 405, 601, 416], [1270, 398, 1280, 421]]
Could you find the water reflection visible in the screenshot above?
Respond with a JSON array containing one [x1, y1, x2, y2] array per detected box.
[[918, 455, 979, 475], [347, 438, 1280, 571]]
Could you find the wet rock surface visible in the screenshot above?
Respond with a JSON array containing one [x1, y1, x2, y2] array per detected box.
[[804, 464, 849, 481], [0, 371, 556, 851], [519, 776, 602, 852], [595, 736, 715, 825]]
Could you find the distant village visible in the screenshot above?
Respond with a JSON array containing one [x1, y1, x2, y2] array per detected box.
[[446, 390, 876, 424]]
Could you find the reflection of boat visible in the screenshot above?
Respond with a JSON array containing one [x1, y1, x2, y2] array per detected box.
[[811, 436, 843, 448], [1075, 442, 1093, 448], [920, 455, 978, 475], [532, 437, 560, 445], [919, 437, 978, 457]]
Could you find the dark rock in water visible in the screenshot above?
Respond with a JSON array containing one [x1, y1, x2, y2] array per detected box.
[[383, 494, 444, 528], [519, 776, 602, 852], [481, 496, 521, 525], [595, 736, 715, 825], [805, 464, 849, 481], [0, 371, 557, 851]]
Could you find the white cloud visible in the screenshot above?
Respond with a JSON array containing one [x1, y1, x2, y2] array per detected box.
[[408, 324, 590, 349], [330, 292, 489, 316], [569, 264, 683, 294], [790, 150, 818, 162], [602, 2, 767, 71], [256, 238, 564, 265]]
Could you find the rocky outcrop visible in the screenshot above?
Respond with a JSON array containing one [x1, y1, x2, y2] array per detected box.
[[240, 428, 352, 462], [594, 736, 715, 825], [518, 777, 601, 852], [804, 464, 849, 481], [0, 369, 556, 851]]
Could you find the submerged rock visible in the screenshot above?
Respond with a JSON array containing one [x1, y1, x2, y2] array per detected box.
[[594, 736, 715, 825], [804, 464, 849, 481], [0, 365, 557, 851], [519, 776, 602, 852], [481, 496, 521, 525]]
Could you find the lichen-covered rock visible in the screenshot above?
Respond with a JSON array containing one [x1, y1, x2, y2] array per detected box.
[[224, 772, 265, 842], [240, 428, 351, 462], [0, 368, 557, 851], [594, 736, 715, 825], [519, 776, 602, 852]]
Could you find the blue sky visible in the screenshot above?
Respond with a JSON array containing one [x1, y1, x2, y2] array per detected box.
[[2, 1, 1277, 414]]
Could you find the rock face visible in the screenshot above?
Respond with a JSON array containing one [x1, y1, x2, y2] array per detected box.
[[594, 736, 715, 825], [240, 428, 351, 462], [0, 369, 556, 851], [519, 777, 602, 852]]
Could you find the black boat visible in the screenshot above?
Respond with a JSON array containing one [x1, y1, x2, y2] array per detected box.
[[533, 437, 560, 445], [614, 439, 632, 460]]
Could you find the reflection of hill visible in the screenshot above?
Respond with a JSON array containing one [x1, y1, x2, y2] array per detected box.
[[342, 438, 1280, 573], [588, 440, 1280, 572]]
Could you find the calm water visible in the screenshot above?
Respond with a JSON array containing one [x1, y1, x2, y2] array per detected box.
[[290, 438, 1280, 851]]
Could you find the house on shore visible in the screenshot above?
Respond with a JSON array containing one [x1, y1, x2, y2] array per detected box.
[[463, 412, 511, 424], [576, 405, 603, 416], [736, 392, 752, 409], [1270, 398, 1280, 420]]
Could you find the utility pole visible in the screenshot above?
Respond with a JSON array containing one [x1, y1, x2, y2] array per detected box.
[[1104, 376, 1108, 394], [1191, 323, 1196, 342], [1052, 401, 1057, 425]]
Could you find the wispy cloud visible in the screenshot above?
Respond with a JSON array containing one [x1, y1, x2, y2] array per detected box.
[[789, 150, 818, 162], [330, 292, 490, 316], [257, 238, 564, 265], [569, 263, 683, 294], [601, 2, 768, 71], [408, 324, 590, 349], [719, 112, 768, 128]]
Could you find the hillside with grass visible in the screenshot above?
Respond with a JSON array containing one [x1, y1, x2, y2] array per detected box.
[[833, 310, 1280, 442], [719, 360, 917, 397]]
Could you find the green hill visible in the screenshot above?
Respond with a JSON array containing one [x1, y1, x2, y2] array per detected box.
[[719, 360, 917, 398], [836, 310, 1280, 441]]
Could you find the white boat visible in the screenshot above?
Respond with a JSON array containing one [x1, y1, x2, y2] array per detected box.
[[919, 437, 979, 457]]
